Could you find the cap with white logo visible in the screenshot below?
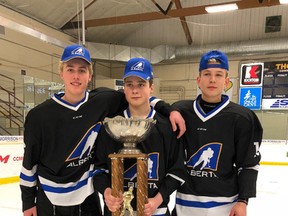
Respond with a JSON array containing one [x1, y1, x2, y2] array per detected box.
[[199, 50, 229, 71], [61, 44, 91, 64], [122, 58, 153, 80]]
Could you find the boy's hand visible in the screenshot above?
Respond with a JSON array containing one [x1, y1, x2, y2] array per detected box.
[[170, 111, 186, 138], [144, 193, 163, 216], [104, 188, 123, 213]]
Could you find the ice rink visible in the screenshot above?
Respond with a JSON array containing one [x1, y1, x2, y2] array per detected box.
[[1, 140, 287, 215], [0, 164, 287, 216]]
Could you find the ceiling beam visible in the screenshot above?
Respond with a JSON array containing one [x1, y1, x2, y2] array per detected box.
[[237, 0, 280, 9], [61, 0, 97, 29], [61, 0, 281, 30], [174, 0, 192, 45], [151, 0, 174, 15]]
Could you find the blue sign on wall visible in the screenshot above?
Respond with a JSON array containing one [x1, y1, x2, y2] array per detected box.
[[239, 87, 262, 110]]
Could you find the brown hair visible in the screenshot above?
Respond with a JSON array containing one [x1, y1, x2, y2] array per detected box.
[[58, 61, 93, 74]]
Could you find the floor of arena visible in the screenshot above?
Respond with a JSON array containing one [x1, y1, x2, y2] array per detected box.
[[0, 165, 287, 216]]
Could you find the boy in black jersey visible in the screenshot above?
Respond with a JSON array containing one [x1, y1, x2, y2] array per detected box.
[[20, 45, 185, 216], [94, 58, 186, 216], [171, 50, 263, 216]]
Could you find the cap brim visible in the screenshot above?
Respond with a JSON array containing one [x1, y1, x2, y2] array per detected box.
[[204, 64, 227, 69], [62, 56, 91, 64], [122, 71, 151, 80]]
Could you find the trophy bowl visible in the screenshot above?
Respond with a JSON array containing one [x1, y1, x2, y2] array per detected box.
[[103, 116, 156, 154]]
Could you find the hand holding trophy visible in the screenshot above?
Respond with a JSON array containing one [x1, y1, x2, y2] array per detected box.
[[103, 116, 156, 216]]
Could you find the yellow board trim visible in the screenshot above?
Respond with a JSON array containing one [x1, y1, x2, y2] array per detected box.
[[260, 161, 288, 166], [0, 176, 20, 185]]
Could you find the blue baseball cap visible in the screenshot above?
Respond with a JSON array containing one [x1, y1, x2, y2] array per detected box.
[[199, 50, 229, 71], [61, 44, 91, 64], [122, 58, 153, 80]]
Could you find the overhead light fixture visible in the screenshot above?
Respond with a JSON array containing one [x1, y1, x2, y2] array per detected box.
[[279, 0, 288, 4], [205, 3, 238, 13]]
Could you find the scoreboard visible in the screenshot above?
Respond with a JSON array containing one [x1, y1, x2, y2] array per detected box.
[[239, 61, 288, 110]]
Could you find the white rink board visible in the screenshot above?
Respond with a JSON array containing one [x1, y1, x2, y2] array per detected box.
[[0, 136, 24, 179]]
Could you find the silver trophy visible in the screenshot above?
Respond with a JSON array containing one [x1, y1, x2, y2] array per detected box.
[[103, 115, 156, 154], [103, 115, 156, 216]]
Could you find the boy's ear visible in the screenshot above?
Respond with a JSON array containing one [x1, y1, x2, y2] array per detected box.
[[150, 83, 154, 93], [59, 71, 64, 80], [196, 76, 201, 86]]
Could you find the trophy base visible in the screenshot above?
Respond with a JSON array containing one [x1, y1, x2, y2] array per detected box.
[[118, 148, 142, 154]]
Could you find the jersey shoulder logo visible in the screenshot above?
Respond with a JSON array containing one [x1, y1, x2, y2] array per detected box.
[[186, 143, 222, 171], [66, 123, 102, 161], [124, 152, 159, 181]]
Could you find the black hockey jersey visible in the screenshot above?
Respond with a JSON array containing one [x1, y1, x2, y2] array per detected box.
[[19, 88, 171, 212], [172, 95, 262, 215], [94, 108, 186, 216]]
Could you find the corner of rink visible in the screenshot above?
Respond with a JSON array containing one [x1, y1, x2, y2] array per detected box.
[[260, 139, 288, 166], [0, 136, 24, 215], [0, 136, 23, 186]]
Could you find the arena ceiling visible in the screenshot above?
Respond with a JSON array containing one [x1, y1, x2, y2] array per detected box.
[[0, 0, 287, 62]]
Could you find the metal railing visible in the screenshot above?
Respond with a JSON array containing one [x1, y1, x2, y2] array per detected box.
[[0, 74, 25, 135]]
